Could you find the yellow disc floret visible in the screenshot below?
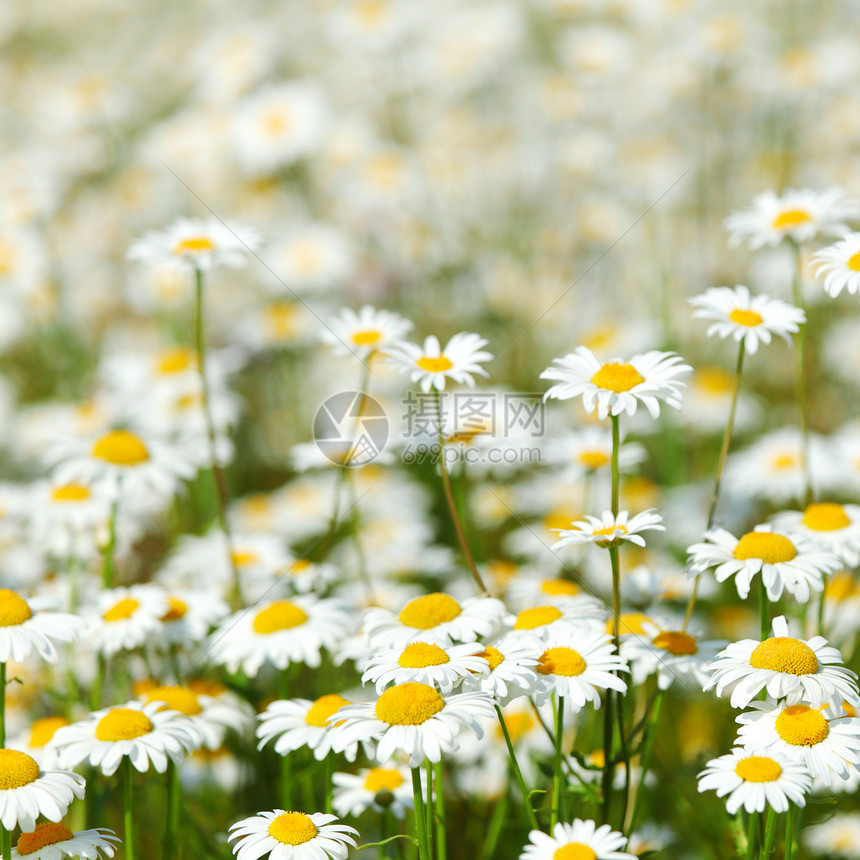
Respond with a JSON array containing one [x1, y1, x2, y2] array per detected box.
[[156, 348, 195, 374], [29, 716, 69, 748], [0, 750, 41, 789], [399, 594, 461, 630], [174, 236, 215, 255], [91, 429, 150, 466], [50, 484, 90, 502], [268, 811, 318, 845], [749, 637, 818, 675], [353, 330, 382, 345], [728, 309, 763, 327], [95, 708, 154, 742], [735, 756, 782, 783], [375, 683, 444, 726], [416, 356, 453, 373], [733, 532, 797, 564], [477, 645, 504, 671], [578, 450, 609, 470], [305, 694, 350, 728], [16, 823, 76, 855], [161, 597, 188, 622], [364, 767, 404, 792], [653, 631, 698, 656], [773, 209, 811, 230], [848, 251, 860, 272], [252, 600, 308, 634], [0, 589, 32, 627], [607, 612, 653, 636], [802, 503, 851, 531], [774, 704, 829, 746], [541, 579, 580, 597], [514, 606, 562, 630], [553, 844, 598, 860], [538, 647, 587, 677], [103, 597, 140, 622], [145, 686, 203, 716], [590, 362, 645, 393], [398, 642, 450, 668]]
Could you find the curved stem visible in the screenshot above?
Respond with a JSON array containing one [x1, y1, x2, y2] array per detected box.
[[551, 696, 564, 829], [494, 705, 539, 830], [626, 688, 664, 836]]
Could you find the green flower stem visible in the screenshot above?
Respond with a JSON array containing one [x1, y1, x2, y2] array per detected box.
[[551, 695, 564, 829], [759, 807, 777, 860], [746, 812, 757, 860], [494, 705, 539, 830], [0, 660, 6, 747], [433, 391, 488, 595], [785, 804, 796, 860], [194, 266, 241, 610], [378, 809, 389, 860], [164, 759, 181, 859], [324, 754, 333, 814], [683, 339, 745, 632], [424, 760, 434, 859], [791, 242, 813, 508], [123, 757, 136, 860], [102, 497, 119, 589], [412, 767, 431, 860], [760, 576, 769, 642], [1, 827, 10, 860], [626, 687, 665, 837], [433, 761, 446, 860]]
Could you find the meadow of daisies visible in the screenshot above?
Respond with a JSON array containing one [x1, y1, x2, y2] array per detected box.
[[6, 1, 860, 859]]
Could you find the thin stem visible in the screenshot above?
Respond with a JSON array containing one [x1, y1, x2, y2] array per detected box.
[[494, 705, 539, 830], [424, 760, 434, 860], [0, 661, 5, 747], [123, 757, 135, 860], [551, 696, 564, 829], [379, 810, 389, 860], [791, 243, 813, 508], [102, 497, 119, 589], [434, 391, 488, 594], [610, 545, 630, 828], [411, 766, 430, 860], [760, 575, 769, 642], [324, 754, 333, 814], [626, 688, 665, 836], [164, 759, 181, 859], [785, 804, 795, 860], [746, 812, 757, 860], [759, 807, 777, 860], [194, 266, 241, 609], [683, 339, 745, 632], [818, 574, 828, 638], [1, 827, 10, 860], [610, 415, 620, 516], [433, 761, 446, 860]]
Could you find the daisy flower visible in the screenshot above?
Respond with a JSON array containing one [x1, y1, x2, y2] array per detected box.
[[0, 749, 85, 831], [724, 188, 857, 249], [332, 763, 414, 819], [257, 694, 360, 762], [320, 305, 413, 360], [540, 346, 691, 420], [127, 217, 261, 272], [152, 589, 229, 650], [278, 558, 340, 595], [361, 593, 506, 650], [11, 823, 119, 859], [697, 747, 811, 814], [328, 682, 495, 766], [686, 525, 841, 602], [49, 700, 202, 776], [0, 589, 87, 663], [689, 285, 805, 354], [736, 700, 860, 785], [552, 509, 665, 550], [519, 819, 636, 860], [533, 628, 628, 709], [385, 333, 493, 392], [361, 640, 489, 693], [228, 810, 357, 860], [540, 427, 645, 480], [208, 595, 349, 677], [803, 812, 860, 858], [706, 615, 859, 708], [89, 585, 168, 658], [507, 599, 607, 641], [812, 232, 860, 298], [466, 633, 543, 705], [771, 502, 860, 568], [505, 574, 587, 611]]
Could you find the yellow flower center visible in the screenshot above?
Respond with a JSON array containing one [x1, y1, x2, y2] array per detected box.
[[544, 512, 577, 533], [398, 594, 461, 630], [848, 251, 860, 272], [553, 845, 598, 860], [252, 600, 308, 634], [353, 330, 382, 345], [749, 637, 818, 675], [541, 579, 580, 596], [145, 686, 203, 716], [0, 589, 32, 627], [593, 523, 627, 537], [537, 646, 587, 676], [579, 450, 609, 469], [416, 355, 453, 373], [268, 811, 318, 846], [174, 236, 215, 255], [103, 597, 140, 622], [826, 572, 859, 601], [156, 348, 195, 374], [0, 750, 40, 789], [772, 209, 811, 230], [590, 361, 645, 393], [96, 708, 154, 742], [514, 605, 562, 630], [398, 642, 450, 668], [653, 630, 698, 656], [50, 484, 90, 502], [734, 532, 798, 564], [161, 597, 188, 622], [375, 683, 445, 726], [734, 756, 782, 783], [728, 309, 763, 327], [288, 559, 312, 575], [29, 716, 69, 748], [91, 429, 150, 466], [16, 823, 76, 855], [364, 767, 404, 792], [305, 694, 350, 728], [587, 749, 605, 768], [231, 550, 259, 568], [266, 303, 300, 338], [802, 502, 851, 531], [696, 367, 733, 395], [844, 702, 856, 717], [477, 645, 504, 671], [771, 454, 797, 471], [606, 612, 653, 636], [775, 704, 829, 746]]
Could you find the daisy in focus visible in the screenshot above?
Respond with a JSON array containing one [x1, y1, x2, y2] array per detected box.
[[0, 589, 86, 663], [540, 346, 691, 420], [332, 763, 414, 819], [467, 633, 542, 705], [771, 502, 860, 568], [385, 332, 492, 392], [724, 188, 857, 249], [320, 305, 413, 360], [361, 640, 489, 693], [257, 694, 357, 761], [519, 819, 636, 860], [551, 509, 664, 550], [11, 823, 119, 859], [812, 232, 860, 298], [689, 285, 805, 354], [228, 810, 357, 860], [697, 747, 811, 814], [508, 600, 607, 640], [686, 524, 841, 602]]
